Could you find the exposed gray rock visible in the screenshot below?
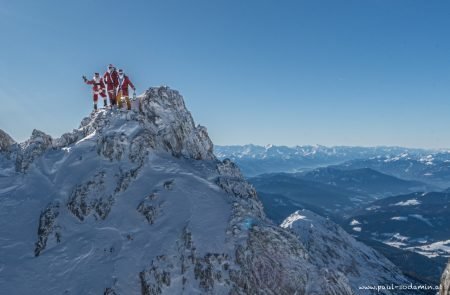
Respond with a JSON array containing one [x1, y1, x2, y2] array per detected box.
[[230, 226, 312, 295], [67, 172, 113, 221], [35, 202, 60, 257], [115, 165, 142, 193], [282, 210, 418, 294], [97, 133, 127, 161], [139, 256, 172, 295], [138, 87, 215, 160], [216, 158, 265, 220], [139, 227, 232, 294], [128, 130, 155, 163], [216, 159, 258, 201], [53, 129, 84, 148], [16, 129, 53, 172], [94, 196, 114, 220], [216, 158, 242, 177], [137, 193, 163, 224], [103, 287, 118, 295], [194, 253, 230, 292], [163, 180, 174, 190], [0, 129, 16, 152], [441, 261, 450, 295], [63, 86, 215, 164]]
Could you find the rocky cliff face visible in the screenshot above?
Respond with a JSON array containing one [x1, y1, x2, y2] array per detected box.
[[281, 210, 413, 294], [441, 262, 450, 295], [0, 86, 416, 294], [0, 129, 16, 152]]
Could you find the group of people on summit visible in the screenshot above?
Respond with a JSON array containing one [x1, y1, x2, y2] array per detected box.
[[83, 64, 135, 111]]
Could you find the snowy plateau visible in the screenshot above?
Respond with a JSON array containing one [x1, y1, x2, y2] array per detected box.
[[0, 86, 423, 294]]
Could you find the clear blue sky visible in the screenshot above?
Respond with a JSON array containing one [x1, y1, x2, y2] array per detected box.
[[1, 0, 450, 148]]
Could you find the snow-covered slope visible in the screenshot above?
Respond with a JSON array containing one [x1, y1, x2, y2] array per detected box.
[[0, 86, 415, 294]]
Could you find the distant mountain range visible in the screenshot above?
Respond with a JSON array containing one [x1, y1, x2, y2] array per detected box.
[[215, 145, 450, 187], [215, 144, 444, 176]]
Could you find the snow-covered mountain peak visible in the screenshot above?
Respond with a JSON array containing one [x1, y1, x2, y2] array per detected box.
[[10, 86, 215, 174], [64, 86, 215, 161], [0, 86, 420, 294], [13, 129, 53, 172], [23, 129, 53, 149]]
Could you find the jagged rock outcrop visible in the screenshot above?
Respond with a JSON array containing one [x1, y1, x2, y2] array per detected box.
[[34, 202, 61, 257], [66, 172, 115, 221], [58, 87, 216, 163], [441, 262, 450, 295], [281, 210, 416, 294], [138, 87, 214, 160], [15, 129, 53, 172], [137, 192, 164, 224], [139, 226, 233, 294], [103, 287, 118, 295], [0, 129, 16, 152]]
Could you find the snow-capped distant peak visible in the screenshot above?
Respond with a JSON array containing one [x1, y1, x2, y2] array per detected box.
[[280, 211, 308, 228], [392, 199, 421, 206], [350, 219, 361, 226], [391, 216, 408, 221]]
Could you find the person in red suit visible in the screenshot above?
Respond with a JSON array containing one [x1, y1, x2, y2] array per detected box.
[[103, 64, 119, 106], [83, 72, 107, 111], [116, 69, 136, 110]]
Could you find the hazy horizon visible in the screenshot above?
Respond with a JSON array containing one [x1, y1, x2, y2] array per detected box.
[[214, 143, 448, 151]]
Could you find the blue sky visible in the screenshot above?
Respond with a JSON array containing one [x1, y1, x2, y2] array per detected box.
[[1, 0, 450, 148]]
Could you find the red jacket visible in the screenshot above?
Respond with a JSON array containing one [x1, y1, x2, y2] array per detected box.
[[117, 75, 135, 95], [85, 78, 105, 93], [103, 70, 119, 90]]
